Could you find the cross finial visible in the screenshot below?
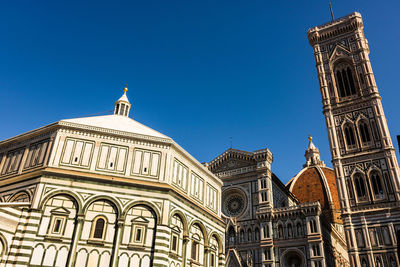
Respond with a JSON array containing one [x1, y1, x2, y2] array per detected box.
[[308, 135, 313, 142], [123, 84, 128, 93]]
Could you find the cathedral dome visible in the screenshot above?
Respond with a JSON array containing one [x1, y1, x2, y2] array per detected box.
[[287, 166, 340, 212], [286, 137, 341, 223]]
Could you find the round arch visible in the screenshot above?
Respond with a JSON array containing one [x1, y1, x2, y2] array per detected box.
[[168, 209, 188, 235], [280, 248, 306, 267], [0, 232, 8, 258], [208, 232, 223, 254], [82, 195, 122, 216], [39, 190, 83, 213], [188, 220, 209, 246], [9, 190, 31, 202], [122, 200, 161, 223]]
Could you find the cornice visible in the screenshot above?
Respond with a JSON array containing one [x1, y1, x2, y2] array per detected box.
[[0, 119, 222, 186], [0, 124, 58, 150], [58, 121, 172, 144], [207, 148, 273, 173], [308, 12, 363, 46]]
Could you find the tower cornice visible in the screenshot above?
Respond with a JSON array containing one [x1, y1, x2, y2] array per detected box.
[[307, 12, 363, 46]]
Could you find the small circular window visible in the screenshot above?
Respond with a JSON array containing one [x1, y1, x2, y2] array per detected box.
[[222, 189, 247, 217]]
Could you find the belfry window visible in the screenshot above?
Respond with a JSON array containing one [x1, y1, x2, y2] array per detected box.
[[335, 63, 357, 97], [344, 124, 356, 148], [354, 174, 367, 198], [371, 172, 384, 197], [359, 121, 371, 144]]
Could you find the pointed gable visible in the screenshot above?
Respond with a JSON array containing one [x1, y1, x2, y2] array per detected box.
[[329, 44, 351, 61], [207, 148, 272, 174]]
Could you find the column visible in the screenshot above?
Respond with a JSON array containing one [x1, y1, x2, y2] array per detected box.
[[182, 235, 189, 267], [110, 218, 124, 267], [67, 214, 84, 267], [203, 245, 210, 267]]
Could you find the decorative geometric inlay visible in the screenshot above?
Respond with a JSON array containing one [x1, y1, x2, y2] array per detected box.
[[44, 186, 57, 194], [77, 192, 93, 201], [154, 201, 162, 211], [118, 198, 131, 207]]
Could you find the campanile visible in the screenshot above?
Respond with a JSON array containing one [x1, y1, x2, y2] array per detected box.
[[308, 12, 400, 266]]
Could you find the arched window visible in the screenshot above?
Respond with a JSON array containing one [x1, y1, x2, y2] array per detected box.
[[344, 124, 356, 148], [335, 63, 357, 97], [370, 171, 384, 197], [359, 121, 371, 144], [10, 192, 30, 202], [91, 217, 106, 239], [354, 174, 367, 198]]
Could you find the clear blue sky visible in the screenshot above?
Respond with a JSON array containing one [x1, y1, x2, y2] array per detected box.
[[1, 1, 399, 183]]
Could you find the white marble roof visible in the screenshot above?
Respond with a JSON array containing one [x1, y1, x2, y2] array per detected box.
[[61, 115, 170, 139]]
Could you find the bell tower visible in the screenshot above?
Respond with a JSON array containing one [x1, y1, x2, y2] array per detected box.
[[308, 12, 400, 266]]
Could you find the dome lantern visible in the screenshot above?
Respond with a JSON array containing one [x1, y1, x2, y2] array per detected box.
[[304, 136, 325, 167], [114, 85, 131, 117]]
